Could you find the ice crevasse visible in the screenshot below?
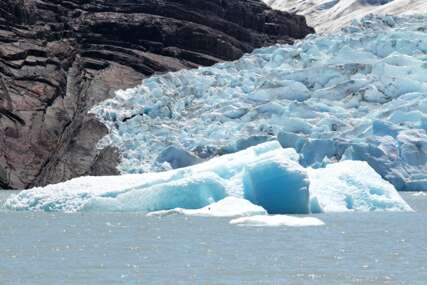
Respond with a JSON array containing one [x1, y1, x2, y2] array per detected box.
[[5, 141, 412, 213], [92, 15, 427, 191]]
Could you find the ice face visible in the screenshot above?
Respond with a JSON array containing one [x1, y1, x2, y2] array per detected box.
[[92, 15, 427, 191], [5, 142, 412, 213], [243, 158, 309, 214]]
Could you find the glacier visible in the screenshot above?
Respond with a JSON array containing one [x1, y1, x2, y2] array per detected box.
[[92, 15, 427, 191], [5, 142, 412, 213], [263, 0, 427, 33]]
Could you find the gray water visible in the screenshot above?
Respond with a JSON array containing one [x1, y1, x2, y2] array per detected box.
[[0, 192, 426, 285]]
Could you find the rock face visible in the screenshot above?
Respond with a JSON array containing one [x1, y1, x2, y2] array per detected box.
[[0, 0, 313, 189]]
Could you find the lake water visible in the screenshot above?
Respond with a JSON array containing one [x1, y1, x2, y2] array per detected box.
[[0, 191, 426, 285]]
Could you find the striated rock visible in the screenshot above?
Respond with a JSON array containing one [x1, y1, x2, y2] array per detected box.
[[0, 0, 313, 189]]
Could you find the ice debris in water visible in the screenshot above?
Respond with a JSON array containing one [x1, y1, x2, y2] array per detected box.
[[92, 15, 427, 191], [230, 215, 325, 227], [5, 142, 412, 213], [146, 197, 267, 218]]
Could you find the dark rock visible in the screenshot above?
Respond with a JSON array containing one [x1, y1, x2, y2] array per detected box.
[[0, 0, 314, 189]]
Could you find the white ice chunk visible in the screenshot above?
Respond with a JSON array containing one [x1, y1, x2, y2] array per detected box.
[[308, 160, 414, 212], [230, 215, 325, 227], [146, 197, 267, 218]]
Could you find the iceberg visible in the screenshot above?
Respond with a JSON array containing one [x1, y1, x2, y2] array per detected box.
[[5, 142, 307, 213], [308, 160, 413, 212], [5, 142, 412, 214], [92, 15, 427, 191], [147, 197, 267, 218], [230, 215, 325, 227]]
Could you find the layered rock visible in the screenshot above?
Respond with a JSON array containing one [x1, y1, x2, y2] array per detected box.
[[0, 0, 313, 189]]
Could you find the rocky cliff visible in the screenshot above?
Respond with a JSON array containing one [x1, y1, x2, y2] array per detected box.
[[0, 0, 313, 189]]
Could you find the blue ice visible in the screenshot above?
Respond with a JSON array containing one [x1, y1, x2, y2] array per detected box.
[[92, 15, 427, 191], [5, 142, 412, 213]]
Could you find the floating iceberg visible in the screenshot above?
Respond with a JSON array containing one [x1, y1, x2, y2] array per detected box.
[[5, 142, 306, 213], [5, 142, 412, 213], [147, 197, 267, 218], [92, 15, 427, 191], [308, 161, 413, 212], [230, 215, 325, 227]]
